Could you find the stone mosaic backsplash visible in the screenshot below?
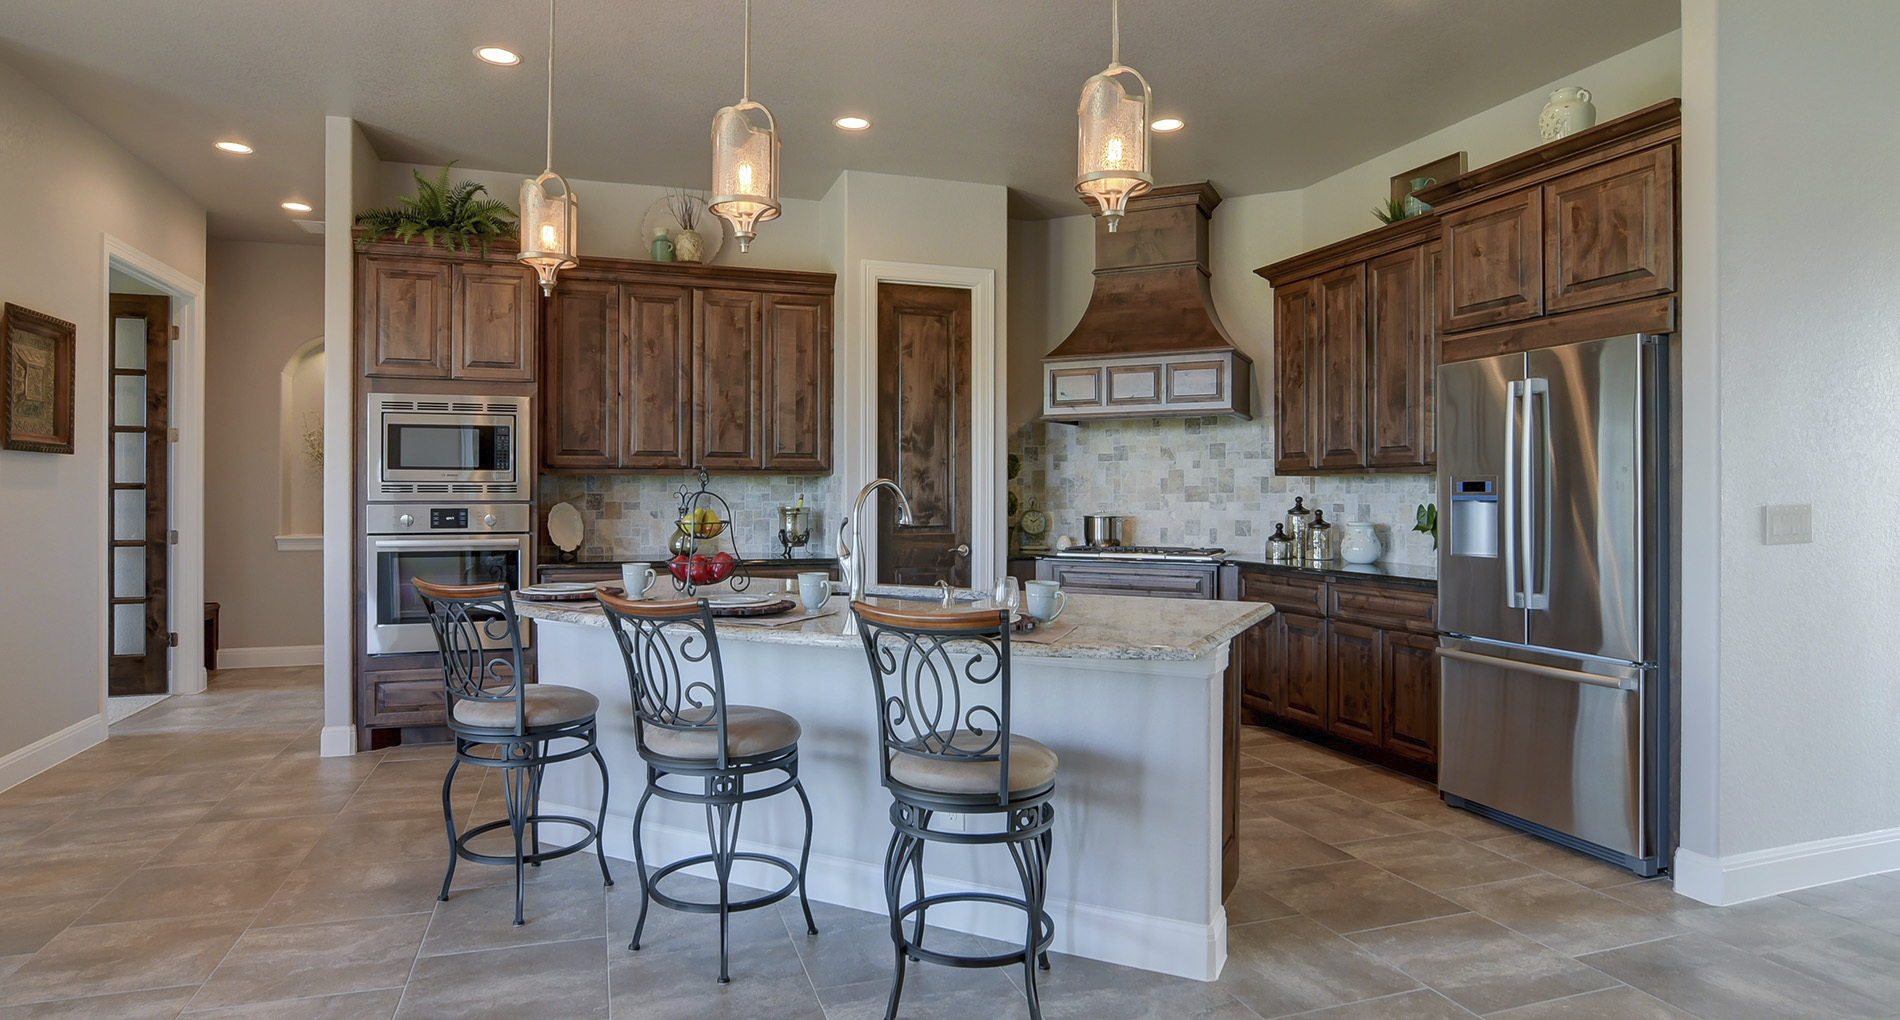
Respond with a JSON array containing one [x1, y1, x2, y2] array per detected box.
[[1010, 417, 1440, 567], [537, 472, 841, 565]]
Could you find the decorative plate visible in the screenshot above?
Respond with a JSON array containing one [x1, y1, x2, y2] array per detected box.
[[547, 502, 584, 553], [639, 196, 726, 264]]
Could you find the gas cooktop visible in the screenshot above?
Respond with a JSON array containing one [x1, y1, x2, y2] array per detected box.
[[1052, 545, 1227, 562]]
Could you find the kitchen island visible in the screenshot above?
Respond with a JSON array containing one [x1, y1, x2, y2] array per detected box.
[[515, 587, 1271, 981]]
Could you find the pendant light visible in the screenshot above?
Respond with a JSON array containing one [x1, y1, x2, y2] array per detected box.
[[1075, 0, 1153, 231], [709, 0, 780, 252], [517, 0, 578, 295]]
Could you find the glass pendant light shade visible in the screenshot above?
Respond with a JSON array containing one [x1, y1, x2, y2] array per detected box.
[[518, 170, 578, 295], [710, 100, 780, 252], [1075, 0, 1152, 232]]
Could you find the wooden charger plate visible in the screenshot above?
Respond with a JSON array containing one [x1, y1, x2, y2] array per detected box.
[[594, 587, 798, 618]]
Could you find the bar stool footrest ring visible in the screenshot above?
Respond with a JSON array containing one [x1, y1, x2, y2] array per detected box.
[[647, 851, 803, 915], [892, 891, 1054, 968], [453, 814, 601, 868]]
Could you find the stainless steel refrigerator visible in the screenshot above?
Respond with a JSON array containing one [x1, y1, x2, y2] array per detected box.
[[1436, 333, 1671, 876]]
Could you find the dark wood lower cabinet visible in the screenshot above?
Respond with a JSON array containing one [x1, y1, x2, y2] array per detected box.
[[1231, 564, 1439, 778]]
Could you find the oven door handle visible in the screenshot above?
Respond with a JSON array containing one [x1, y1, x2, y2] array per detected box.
[[371, 536, 528, 552]]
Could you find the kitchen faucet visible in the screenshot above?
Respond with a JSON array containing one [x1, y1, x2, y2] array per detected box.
[[837, 478, 915, 635]]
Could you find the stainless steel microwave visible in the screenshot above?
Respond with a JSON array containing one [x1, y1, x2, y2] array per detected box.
[[365, 393, 529, 501]]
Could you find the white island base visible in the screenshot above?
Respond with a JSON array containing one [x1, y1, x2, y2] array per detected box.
[[516, 590, 1270, 981]]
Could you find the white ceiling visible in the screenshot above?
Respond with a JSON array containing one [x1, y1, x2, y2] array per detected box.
[[0, 0, 1678, 244]]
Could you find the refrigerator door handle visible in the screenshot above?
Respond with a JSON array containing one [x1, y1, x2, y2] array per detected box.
[[1523, 377, 1551, 610], [1437, 647, 1641, 691], [1503, 380, 1523, 609]]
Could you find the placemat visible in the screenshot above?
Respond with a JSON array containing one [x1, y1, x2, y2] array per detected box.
[[720, 608, 839, 628], [1012, 618, 1077, 645]]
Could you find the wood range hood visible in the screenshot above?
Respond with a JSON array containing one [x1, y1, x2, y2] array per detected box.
[[1041, 182, 1253, 423]]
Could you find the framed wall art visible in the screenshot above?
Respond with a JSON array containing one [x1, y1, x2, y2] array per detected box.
[[2, 303, 77, 454]]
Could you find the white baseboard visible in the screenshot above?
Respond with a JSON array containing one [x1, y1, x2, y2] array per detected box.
[[217, 644, 323, 669], [542, 798, 1227, 982], [319, 724, 356, 758], [1674, 826, 1900, 905], [0, 714, 108, 794]]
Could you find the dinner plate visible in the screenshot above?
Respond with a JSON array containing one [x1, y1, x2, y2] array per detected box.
[[528, 582, 597, 593], [704, 593, 772, 608]]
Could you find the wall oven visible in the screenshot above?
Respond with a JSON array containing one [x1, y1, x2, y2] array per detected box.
[[365, 503, 533, 655], [366, 393, 528, 501]]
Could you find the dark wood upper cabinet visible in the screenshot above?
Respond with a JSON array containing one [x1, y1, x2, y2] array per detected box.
[[694, 289, 765, 471], [1366, 246, 1432, 469], [1543, 145, 1676, 314], [1439, 187, 1544, 333], [1272, 281, 1317, 474], [761, 292, 832, 473], [451, 263, 537, 382], [542, 279, 620, 469], [1314, 266, 1368, 470], [622, 284, 693, 471], [360, 256, 450, 378]]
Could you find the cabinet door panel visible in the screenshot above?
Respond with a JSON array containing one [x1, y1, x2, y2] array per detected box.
[[1280, 613, 1329, 731], [695, 289, 764, 470], [1238, 614, 1281, 717], [1440, 189, 1543, 332], [762, 292, 832, 472], [452, 263, 536, 381], [1544, 146, 1676, 313], [1383, 629, 1439, 763], [1424, 243, 1441, 466], [542, 280, 620, 469], [1366, 247, 1428, 468], [360, 257, 450, 378], [1328, 621, 1382, 745], [1315, 265, 1368, 469], [622, 284, 693, 470], [1273, 281, 1317, 473]]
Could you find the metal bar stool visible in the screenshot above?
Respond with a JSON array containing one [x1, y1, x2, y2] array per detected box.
[[597, 590, 818, 984], [850, 601, 1057, 1020], [414, 578, 614, 926]]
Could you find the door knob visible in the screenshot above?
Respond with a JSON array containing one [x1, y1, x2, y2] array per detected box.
[[953, 544, 970, 557]]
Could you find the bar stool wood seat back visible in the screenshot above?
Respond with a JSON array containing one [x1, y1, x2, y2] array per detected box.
[[597, 591, 818, 984], [850, 601, 1057, 1020], [413, 578, 614, 926]]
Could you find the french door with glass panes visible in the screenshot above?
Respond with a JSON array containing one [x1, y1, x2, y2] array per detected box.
[[109, 294, 171, 695]]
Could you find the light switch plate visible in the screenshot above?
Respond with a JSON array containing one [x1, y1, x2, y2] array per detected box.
[[1763, 504, 1812, 545]]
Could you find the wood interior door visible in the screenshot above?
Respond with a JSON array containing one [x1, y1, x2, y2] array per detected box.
[[108, 294, 171, 695], [876, 283, 972, 587]]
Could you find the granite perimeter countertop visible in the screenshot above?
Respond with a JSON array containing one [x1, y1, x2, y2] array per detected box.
[[515, 583, 1273, 663], [1223, 557, 1438, 587]]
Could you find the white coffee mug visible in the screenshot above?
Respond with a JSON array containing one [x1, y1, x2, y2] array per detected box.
[[621, 562, 659, 598], [1024, 579, 1066, 622], [797, 571, 833, 615]]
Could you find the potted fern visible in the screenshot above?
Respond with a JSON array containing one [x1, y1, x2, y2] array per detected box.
[[355, 163, 518, 255]]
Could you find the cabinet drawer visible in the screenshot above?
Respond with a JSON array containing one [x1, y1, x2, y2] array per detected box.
[[362, 669, 447, 728], [1330, 582, 1436, 632], [1236, 570, 1326, 616]]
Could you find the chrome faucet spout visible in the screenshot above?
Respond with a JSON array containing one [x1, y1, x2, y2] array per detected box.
[[843, 479, 917, 635]]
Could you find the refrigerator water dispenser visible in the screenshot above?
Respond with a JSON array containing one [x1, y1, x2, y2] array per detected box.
[[1450, 478, 1499, 558]]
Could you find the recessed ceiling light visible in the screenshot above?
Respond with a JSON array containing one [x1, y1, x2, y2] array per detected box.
[[833, 116, 871, 131], [1152, 118, 1185, 133], [215, 140, 254, 154], [475, 46, 521, 66], [281, 201, 312, 213]]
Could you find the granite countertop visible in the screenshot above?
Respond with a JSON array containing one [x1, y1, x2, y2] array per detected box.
[[515, 583, 1274, 662], [1224, 557, 1438, 587]]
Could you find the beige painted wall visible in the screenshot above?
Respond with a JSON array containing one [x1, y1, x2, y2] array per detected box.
[[204, 240, 324, 650], [0, 56, 204, 764]]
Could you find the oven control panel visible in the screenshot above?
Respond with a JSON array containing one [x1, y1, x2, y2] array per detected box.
[[366, 503, 531, 535]]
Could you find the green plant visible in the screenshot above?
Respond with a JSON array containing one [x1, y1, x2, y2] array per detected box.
[[355, 163, 517, 255], [1372, 196, 1413, 225], [1413, 503, 1439, 550]]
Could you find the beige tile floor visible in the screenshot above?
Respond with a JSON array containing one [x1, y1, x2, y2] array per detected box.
[[2, 666, 1897, 1019]]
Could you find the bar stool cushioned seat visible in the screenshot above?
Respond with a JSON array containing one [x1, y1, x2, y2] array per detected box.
[[890, 732, 1058, 796], [643, 705, 801, 761], [451, 686, 600, 730]]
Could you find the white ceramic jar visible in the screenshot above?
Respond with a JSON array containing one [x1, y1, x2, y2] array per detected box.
[[1339, 521, 1382, 564], [1538, 86, 1597, 141]]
